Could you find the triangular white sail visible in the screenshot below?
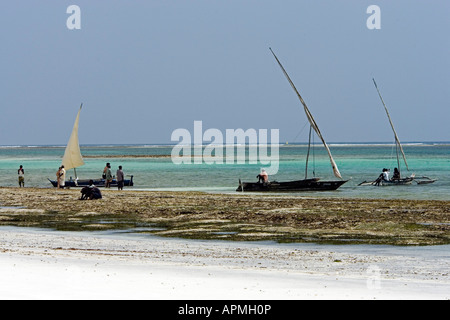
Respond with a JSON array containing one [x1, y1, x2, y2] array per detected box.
[[61, 104, 85, 171], [372, 79, 409, 171], [270, 48, 342, 179]]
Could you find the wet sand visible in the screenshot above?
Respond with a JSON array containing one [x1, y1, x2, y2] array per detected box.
[[0, 187, 449, 299], [0, 227, 449, 299], [0, 187, 449, 245]]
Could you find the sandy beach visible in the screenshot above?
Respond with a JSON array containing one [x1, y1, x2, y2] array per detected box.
[[1, 227, 449, 300], [0, 187, 449, 300]]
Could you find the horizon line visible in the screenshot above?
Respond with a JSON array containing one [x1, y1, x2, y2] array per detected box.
[[1, 140, 450, 148]]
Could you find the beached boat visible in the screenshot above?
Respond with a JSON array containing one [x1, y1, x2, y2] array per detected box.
[[48, 105, 134, 188], [48, 177, 134, 188], [238, 178, 347, 192], [237, 49, 348, 192], [358, 79, 436, 187]]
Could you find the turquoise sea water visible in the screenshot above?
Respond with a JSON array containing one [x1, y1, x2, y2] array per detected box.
[[0, 143, 449, 200]]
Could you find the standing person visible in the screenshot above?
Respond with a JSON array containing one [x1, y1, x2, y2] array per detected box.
[[102, 163, 109, 179], [104, 163, 113, 188], [18, 165, 25, 187], [58, 165, 66, 189], [116, 165, 124, 190], [56, 167, 61, 188]]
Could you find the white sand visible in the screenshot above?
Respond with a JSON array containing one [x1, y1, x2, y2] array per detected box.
[[0, 227, 448, 300]]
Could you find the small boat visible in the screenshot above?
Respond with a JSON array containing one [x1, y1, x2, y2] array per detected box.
[[358, 79, 436, 187], [237, 49, 348, 192], [358, 177, 414, 187], [237, 178, 347, 192], [359, 175, 436, 186], [48, 176, 134, 188], [48, 104, 134, 188]]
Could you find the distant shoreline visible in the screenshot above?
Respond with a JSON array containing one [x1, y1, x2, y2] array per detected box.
[[1, 141, 450, 149], [83, 154, 173, 158]]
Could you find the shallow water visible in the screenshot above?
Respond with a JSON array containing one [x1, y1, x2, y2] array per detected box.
[[0, 143, 449, 200]]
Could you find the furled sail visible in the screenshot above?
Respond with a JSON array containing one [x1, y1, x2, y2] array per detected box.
[[269, 48, 342, 179], [61, 104, 85, 171], [372, 79, 409, 171]]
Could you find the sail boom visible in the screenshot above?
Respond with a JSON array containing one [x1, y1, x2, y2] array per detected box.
[[270, 48, 342, 179]]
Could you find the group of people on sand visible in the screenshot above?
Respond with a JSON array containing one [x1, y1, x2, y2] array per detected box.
[[79, 163, 125, 200], [80, 180, 102, 200], [15, 162, 125, 198], [16, 164, 68, 189], [103, 162, 125, 190], [374, 167, 401, 186], [54, 162, 125, 190]]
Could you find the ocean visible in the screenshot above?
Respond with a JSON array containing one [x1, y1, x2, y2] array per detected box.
[[0, 143, 449, 201]]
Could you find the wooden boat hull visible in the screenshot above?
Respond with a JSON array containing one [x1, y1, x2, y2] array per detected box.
[[379, 178, 414, 186], [237, 178, 347, 192], [359, 177, 414, 186], [416, 179, 436, 185], [48, 176, 134, 188]]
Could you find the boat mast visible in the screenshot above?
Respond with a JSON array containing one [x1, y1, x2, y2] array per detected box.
[[270, 48, 342, 179], [372, 79, 409, 175], [305, 126, 312, 179], [395, 139, 401, 177]]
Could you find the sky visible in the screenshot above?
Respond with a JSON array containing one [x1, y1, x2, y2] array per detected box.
[[0, 0, 449, 145]]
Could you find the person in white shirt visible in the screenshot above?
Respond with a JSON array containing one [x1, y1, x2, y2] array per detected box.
[[257, 169, 269, 184], [58, 165, 66, 189], [18, 165, 25, 187], [382, 168, 390, 181]]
